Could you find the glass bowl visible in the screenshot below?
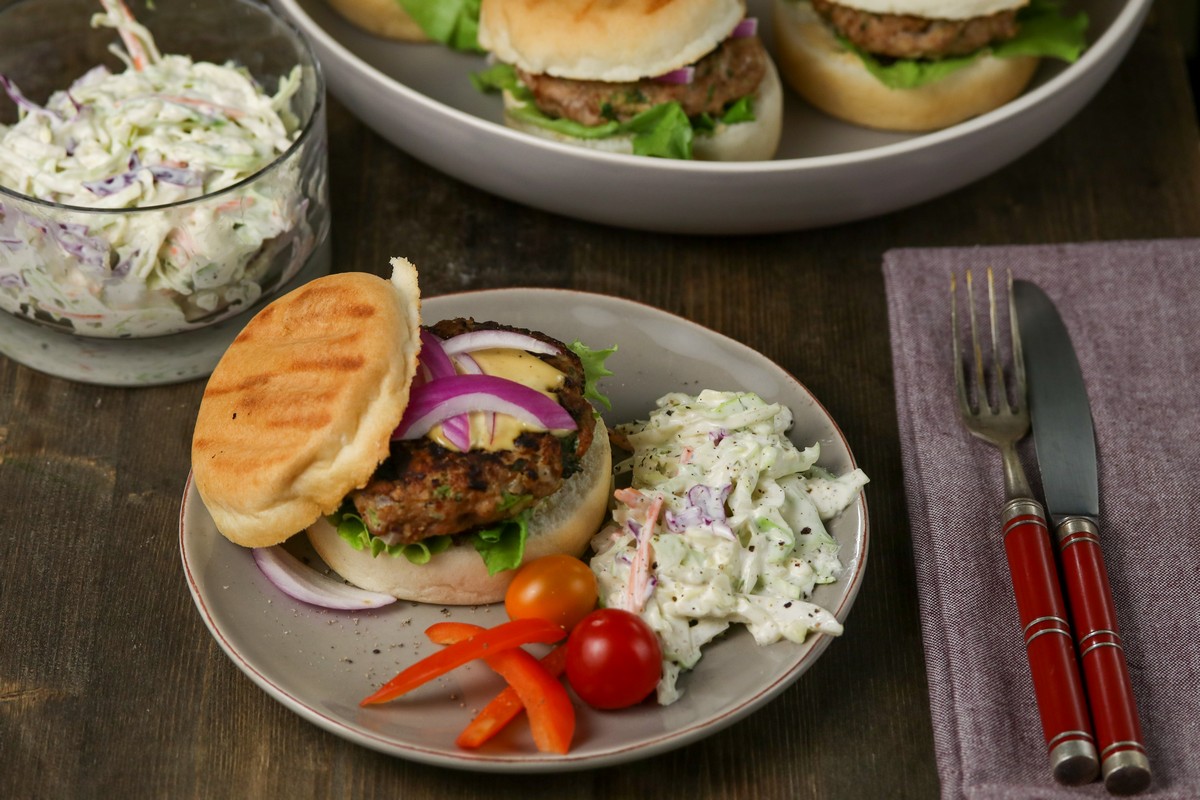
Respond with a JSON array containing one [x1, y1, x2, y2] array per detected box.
[[0, 0, 329, 344]]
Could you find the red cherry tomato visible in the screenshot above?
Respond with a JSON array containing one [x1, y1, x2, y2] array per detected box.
[[565, 608, 662, 709], [504, 554, 598, 631]]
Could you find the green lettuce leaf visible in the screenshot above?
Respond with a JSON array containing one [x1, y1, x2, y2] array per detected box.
[[625, 102, 694, 159], [470, 62, 523, 95], [719, 95, 757, 125], [849, 0, 1089, 90], [510, 103, 622, 140], [472, 509, 530, 575], [568, 340, 616, 411], [397, 0, 482, 52], [992, 0, 1090, 61], [331, 505, 452, 564]]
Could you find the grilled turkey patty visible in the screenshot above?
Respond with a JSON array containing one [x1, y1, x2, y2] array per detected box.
[[812, 0, 1021, 60], [349, 318, 596, 545], [517, 36, 768, 127]]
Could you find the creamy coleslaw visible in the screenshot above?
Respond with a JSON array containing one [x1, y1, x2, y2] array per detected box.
[[0, 0, 317, 337], [590, 390, 869, 704]]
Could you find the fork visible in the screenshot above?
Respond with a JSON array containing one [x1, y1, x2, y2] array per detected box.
[[952, 268, 1099, 786]]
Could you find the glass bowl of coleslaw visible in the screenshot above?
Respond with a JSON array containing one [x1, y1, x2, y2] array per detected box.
[[0, 0, 329, 350]]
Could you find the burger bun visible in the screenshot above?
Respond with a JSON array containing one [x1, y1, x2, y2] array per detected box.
[[191, 260, 422, 549], [772, 0, 1039, 132], [478, 0, 746, 82]]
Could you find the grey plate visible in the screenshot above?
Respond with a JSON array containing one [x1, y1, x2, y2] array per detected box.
[[268, 0, 1149, 234], [180, 289, 868, 772]]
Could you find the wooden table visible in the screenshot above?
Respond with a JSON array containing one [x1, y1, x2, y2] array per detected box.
[[2, 9, 1197, 798]]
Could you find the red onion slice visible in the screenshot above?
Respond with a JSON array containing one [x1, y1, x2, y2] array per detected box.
[[441, 329, 561, 357], [653, 66, 695, 85], [252, 546, 396, 610], [420, 330, 471, 446], [730, 17, 758, 38], [452, 351, 483, 375], [394, 374, 576, 440], [450, 353, 497, 444], [419, 329, 457, 380], [439, 416, 472, 451]]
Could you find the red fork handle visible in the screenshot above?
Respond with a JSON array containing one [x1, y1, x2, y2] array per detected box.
[[1056, 516, 1152, 795], [1002, 499, 1098, 785]]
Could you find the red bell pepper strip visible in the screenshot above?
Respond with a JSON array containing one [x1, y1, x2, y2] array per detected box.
[[359, 617, 565, 707], [457, 645, 570, 749], [426, 621, 575, 754]]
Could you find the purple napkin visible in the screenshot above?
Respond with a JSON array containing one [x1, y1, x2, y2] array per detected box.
[[882, 240, 1200, 800]]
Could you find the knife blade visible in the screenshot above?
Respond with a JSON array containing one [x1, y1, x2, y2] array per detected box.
[[1013, 280, 1152, 795]]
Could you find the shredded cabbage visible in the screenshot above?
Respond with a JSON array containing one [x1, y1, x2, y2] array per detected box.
[[590, 390, 868, 704]]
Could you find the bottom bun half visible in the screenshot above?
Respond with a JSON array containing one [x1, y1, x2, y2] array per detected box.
[[503, 57, 784, 162], [323, 0, 430, 41], [772, 0, 1038, 132], [308, 418, 613, 606]]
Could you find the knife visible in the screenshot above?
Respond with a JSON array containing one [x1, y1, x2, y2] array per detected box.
[[1013, 280, 1152, 795]]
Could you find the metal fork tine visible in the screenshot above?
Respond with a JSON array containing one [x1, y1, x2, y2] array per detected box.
[[986, 267, 1007, 414], [951, 273, 969, 413], [967, 270, 987, 414], [1008, 269, 1026, 413]]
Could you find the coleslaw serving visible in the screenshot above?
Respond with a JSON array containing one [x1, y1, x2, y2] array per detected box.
[[0, 0, 322, 337], [590, 389, 869, 704]]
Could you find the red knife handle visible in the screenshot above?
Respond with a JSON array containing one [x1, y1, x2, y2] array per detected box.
[[1002, 499, 1098, 785], [1056, 516, 1152, 795]]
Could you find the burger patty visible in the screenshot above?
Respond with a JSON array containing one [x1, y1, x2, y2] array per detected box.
[[349, 318, 596, 545], [812, 0, 1020, 60], [518, 36, 768, 127]]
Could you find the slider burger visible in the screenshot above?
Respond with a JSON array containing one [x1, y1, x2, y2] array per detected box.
[[191, 258, 612, 605], [323, 0, 482, 50], [473, 0, 783, 160], [772, 0, 1088, 131]]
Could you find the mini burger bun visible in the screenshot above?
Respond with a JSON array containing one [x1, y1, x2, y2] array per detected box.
[[191, 259, 422, 548], [308, 418, 613, 606], [501, 56, 784, 161], [479, 0, 747, 82], [323, 0, 430, 42], [772, 0, 1039, 132]]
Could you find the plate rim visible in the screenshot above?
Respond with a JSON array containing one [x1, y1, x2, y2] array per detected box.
[[179, 286, 870, 772]]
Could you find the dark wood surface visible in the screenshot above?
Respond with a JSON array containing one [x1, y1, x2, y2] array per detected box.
[[2, 8, 1198, 799]]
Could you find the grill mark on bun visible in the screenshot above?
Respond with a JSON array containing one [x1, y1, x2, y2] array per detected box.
[[202, 372, 275, 397], [285, 354, 368, 373], [573, 0, 595, 21], [263, 410, 334, 430]]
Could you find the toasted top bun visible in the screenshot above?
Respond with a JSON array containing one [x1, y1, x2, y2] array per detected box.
[[308, 418, 614, 605], [323, 0, 430, 41], [478, 0, 747, 82], [773, 0, 1038, 132], [192, 259, 422, 548], [824, 0, 1027, 20], [501, 55, 783, 161]]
